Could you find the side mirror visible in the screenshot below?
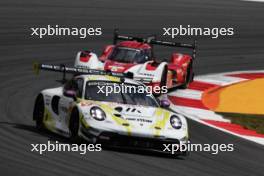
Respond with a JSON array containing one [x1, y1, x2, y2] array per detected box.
[[63, 90, 77, 100], [160, 99, 170, 108]]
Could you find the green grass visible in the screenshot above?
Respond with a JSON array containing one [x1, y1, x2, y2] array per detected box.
[[217, 112, 264, 134]]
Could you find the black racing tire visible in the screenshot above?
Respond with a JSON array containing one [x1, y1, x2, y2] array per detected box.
[[182, 150, 190, 157], [33, 94, 45, 130], [160, 66, 168, 88], [69, 107, 80, 143], [181, 62, 193, 89], [154, 66, 167, 96]]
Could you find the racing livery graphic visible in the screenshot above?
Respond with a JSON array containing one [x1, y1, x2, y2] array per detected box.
[[33, 63, 189, 155], [74, 29, 197, 92]]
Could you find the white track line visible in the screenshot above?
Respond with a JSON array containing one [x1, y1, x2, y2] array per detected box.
[[168, 89, 203, 100], [172, 104, 230, 122], [194, 75, 247, 86]]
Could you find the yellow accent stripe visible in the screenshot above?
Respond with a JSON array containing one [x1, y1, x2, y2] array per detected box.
[[152, 108, 170, 137], [86, 75, 120, 82], [43, 108, 56, 132], [100, 103, 132, 135], [105, 75, 120, 82], [80, 114, 89, 128]]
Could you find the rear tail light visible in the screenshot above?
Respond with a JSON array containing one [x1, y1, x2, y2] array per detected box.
[[80, 56, 90, 62]]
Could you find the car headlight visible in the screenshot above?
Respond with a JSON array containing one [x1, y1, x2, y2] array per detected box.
[[170, 115, 182, 129], [90, 107, 106, 121]]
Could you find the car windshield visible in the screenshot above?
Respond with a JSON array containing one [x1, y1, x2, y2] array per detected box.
[[85, 81, 158, 107], [109, 47, 150, 64]]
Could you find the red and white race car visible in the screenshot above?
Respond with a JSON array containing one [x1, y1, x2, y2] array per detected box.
[[74, 29, 197, 93]]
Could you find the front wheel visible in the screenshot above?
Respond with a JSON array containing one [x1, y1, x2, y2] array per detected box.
[[33, 95, 45, 130], [69, 108, 80, 143]]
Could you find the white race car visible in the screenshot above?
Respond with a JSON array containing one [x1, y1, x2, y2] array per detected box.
[[33, 63, 189, 154]]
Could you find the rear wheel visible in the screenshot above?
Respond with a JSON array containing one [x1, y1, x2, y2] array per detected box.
[[33, 95, 45, 130], [181, 62, 193, 89]]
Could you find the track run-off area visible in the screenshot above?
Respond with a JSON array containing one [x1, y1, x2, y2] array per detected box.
[[169, 71, 264, 145]]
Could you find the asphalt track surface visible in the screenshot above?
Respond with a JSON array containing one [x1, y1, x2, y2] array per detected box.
[[0, 0, 264, 175]]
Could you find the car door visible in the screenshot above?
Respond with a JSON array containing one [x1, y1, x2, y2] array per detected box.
[[58, 78, 84, 131]]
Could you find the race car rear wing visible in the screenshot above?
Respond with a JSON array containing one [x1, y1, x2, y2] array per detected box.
[[113, 29, 197, 59], [33, 62, 133, 82]]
